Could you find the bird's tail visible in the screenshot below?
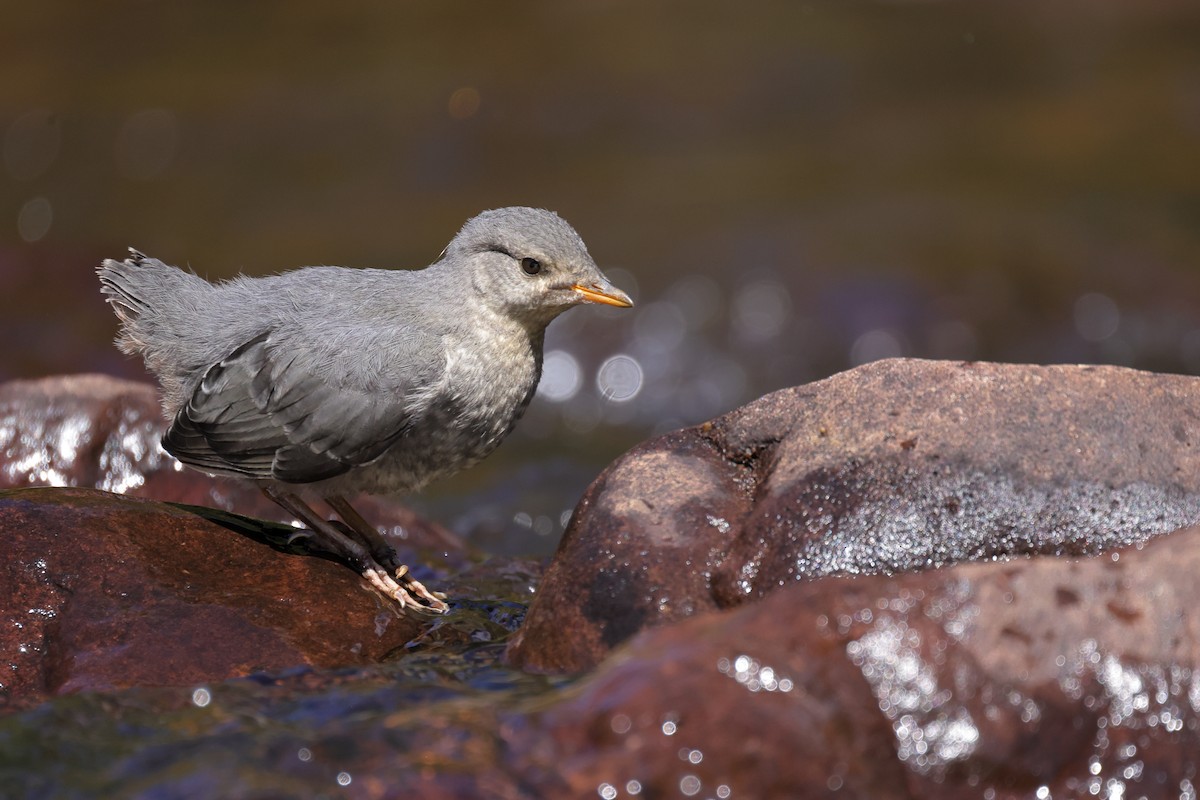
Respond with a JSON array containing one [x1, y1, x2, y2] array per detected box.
[[97, 248, 195, 359], [97, 249, 153, 345]]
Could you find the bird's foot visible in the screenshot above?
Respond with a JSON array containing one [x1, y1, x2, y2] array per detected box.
[[262, 487, 449, 614], [395, 567, 449, 611], [361, 562, 447, 613], [393, 564, 449, 602]]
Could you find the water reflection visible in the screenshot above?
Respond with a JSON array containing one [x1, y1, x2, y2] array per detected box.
[[847, 614, 980, 772]]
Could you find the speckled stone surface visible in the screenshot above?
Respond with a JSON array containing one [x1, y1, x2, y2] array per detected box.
[[514, 525, 1200, 798], [509, 359, 1200, 672]]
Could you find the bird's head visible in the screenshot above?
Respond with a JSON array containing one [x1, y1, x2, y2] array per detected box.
[[443, 207, 633, 329]]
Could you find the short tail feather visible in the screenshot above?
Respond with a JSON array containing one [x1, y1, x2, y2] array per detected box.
[[96, 247, 207, 364], [97, 248, 155, 333]]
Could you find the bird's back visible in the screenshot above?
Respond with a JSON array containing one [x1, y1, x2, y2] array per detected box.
[[98, 251, 483, 488], [100, 253, 447, 409]]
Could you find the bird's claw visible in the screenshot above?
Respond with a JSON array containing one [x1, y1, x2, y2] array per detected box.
[[397, 568, 450, 613], [361, 563, 448, 613]]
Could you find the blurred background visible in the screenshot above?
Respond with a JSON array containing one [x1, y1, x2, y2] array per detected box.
[[4, 1, 1199, 553]]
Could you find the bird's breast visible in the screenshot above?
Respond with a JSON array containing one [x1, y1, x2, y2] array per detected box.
[[441, 333, 540, 434], [380, 330, 538, 481]]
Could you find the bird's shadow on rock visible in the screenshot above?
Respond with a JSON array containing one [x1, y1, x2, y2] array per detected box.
[[164, 501, 344, 564]]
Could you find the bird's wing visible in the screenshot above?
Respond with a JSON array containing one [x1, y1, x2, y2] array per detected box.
[[163, 330, 445, 483]]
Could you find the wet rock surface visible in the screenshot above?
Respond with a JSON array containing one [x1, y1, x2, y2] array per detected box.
[[0, 375, 491, 707], [4, 523, 1198, 798], [518, 526, 1200, 799], [510, 359, 1200, 672], [4, 365, 1200, 796], [0, 487, 434, 702]]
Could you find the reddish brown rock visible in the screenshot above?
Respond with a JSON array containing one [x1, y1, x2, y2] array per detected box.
[[504, 429, 748, 672], [513, 525, 1200, 799], [509, 359, 1200, 672], [0, 487, 431, 703], [22, 522, 1193, 798]]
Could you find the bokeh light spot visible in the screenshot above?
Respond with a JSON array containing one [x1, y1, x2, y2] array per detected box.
[[633, 301, 688, 355], [850, 329, 903, 366], [1074, 292, 1120, 342], [448, 87, 481, 120], [732, 279, 791, 343], [540, 349, 582, 402], [666, 274, 722, 330], [17, 197, 52, 243], [597, 354, 643, 402]]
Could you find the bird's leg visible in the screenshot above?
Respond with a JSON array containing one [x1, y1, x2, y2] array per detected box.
[[261, 486, 442, 613], [323, 495, 402, 571], [325, 494, 448, 610]]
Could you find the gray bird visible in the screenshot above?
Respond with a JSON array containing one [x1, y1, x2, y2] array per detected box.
[[98, 207, 633, 612]]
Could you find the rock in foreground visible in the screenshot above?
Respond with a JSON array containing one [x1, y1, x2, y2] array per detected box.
[[5, 522, 1198, 798], [509, 359, 1200, 672], [0, 487, 433, 703], [517, 525, 1200, 798]]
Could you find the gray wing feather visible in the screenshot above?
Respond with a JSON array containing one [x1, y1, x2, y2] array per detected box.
[[163, 330, 441, 483]]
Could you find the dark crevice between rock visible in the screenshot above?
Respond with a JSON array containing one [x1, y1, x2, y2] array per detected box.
[[694, 420, 784, 503]]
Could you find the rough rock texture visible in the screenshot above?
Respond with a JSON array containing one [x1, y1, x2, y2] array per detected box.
[[0, 373, 464, 553], [9, 523, 1196, 798], [0, 487, 428, 702], [509, 359, 1200, 672], [516, 525, 1200, 799], [4, 363, 1200, 796]]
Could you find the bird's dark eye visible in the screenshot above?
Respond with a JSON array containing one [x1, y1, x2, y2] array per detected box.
[[520, 257, 542, 275]]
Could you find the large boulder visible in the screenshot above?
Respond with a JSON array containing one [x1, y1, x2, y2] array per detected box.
[[508, 359, 1200, 672], [515, 524, 1200, 798], [10, 520, 1196, 797]]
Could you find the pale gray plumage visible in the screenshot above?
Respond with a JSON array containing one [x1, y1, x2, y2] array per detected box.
[[98, 207, 632, 611]]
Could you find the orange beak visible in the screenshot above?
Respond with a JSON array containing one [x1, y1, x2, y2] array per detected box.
[[571, 281, 634, 308]]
